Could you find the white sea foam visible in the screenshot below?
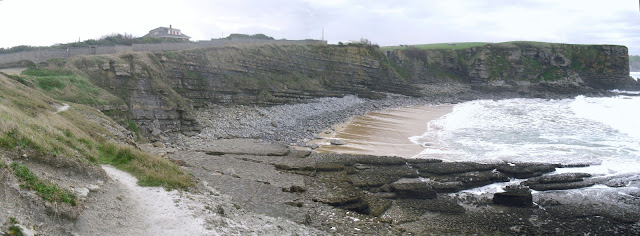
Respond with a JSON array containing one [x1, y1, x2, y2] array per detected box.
[[410, 96, 640, 177]]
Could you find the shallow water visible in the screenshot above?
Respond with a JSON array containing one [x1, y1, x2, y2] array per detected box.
[[410, 94, 640, 178]]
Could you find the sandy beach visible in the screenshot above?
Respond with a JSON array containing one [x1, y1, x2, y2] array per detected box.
[[313, 105, 453, 158]]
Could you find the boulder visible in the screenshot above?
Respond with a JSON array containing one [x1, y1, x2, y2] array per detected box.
[[329, 139, 347, 145], [362, 193, 392, 216], [389, 178, 437, 199], [493, 185, 532, 207]]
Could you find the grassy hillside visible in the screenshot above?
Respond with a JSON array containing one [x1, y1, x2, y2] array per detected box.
[[0, 71, 192, 196]]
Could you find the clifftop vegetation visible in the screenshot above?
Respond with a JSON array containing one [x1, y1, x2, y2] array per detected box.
[[0, 34, 187, 55]]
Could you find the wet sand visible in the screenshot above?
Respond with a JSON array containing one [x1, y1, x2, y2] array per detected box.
[[312, 105, 453, 158]]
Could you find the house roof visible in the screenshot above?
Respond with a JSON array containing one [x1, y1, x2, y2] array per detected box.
[[145, 27, 191, 39]]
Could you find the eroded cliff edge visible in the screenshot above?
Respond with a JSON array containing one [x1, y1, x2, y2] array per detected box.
[[57, 42, 637, 136]]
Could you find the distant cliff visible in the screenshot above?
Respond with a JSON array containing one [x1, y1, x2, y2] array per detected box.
[[387, 42, 635, 92], [51, 42, 637, 136], [630, 55, 640, 72]]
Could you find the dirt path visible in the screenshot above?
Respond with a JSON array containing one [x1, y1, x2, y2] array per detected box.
[[72, 165, 320, 235], [56, 104, 70, 113], [73, 165, 215, 235]]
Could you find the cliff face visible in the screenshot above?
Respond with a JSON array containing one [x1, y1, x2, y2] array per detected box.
[[62, 43, 636, 136], [387, 43, 634, 93], [69, 45, 417, 137]]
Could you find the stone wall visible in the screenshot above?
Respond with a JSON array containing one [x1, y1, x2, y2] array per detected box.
[[0, 38, 327, 65]]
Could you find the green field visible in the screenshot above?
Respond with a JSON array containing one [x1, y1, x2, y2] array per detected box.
[[382, 41, 585, 51]]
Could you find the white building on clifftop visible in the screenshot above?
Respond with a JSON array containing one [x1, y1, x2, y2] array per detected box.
[[144, 25, 190, 41]]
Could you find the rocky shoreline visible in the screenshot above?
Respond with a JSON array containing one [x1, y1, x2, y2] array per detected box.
[[150, 138, 640, 235], [173, 87, 615, 147], [151, 91, 640, 235]]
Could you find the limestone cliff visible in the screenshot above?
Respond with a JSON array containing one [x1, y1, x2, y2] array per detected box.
[[58, 43, 636, 137], [387, 42, 636, 93]]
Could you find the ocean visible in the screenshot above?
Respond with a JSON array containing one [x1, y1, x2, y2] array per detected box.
[[410, 92, 640, 180]]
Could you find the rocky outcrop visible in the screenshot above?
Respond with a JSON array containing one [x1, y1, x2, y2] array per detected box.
[[163, 139, 640, 234], [387, 43, 638, 93]]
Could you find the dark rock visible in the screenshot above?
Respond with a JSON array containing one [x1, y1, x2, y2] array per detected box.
[[362, 193, 392, 216], [493, 185, 533, 207], [405, 158, 443, 164], [329, 139, 347, 145], [315, 163, 345, 171], [525, 173, 591, 184], [389, 178, 437, 199], [417, 162, 497, 175], [426, 181, 465, 193], [306, 172, 364, 208], [288, 149, 312, 158], [395, 198, 465, 215], [282, 185, 307, 193], [430, 171, 510, 189], [528, 181, 595, 191], [314, 153, 407, 166], [350, 165, 419, 188], [496, 163, 556, 178]]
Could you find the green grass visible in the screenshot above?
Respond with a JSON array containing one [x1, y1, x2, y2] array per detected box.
[[126, 120, 140, 139], [10, 162, 77, 206], [22, 68, 72, 77], [0, 72, 31, 87], [0, 130, 37, 150], [382, 41, 600, 51], [98, 143, 193, 189], [8, 225, 23, 236], [383, 42, 490, 50], [20, 67, 124, 105]]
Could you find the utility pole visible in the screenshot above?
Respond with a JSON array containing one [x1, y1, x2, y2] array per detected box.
[[322, 27, 324, 41]]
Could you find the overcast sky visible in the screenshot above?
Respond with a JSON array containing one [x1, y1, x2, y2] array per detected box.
[[1, 0, 640, 54]]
